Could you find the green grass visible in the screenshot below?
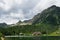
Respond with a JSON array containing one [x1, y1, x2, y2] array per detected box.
[[48, 29, 60, 36]]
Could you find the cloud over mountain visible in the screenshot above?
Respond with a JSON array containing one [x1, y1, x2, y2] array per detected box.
[[0, 0, 60, 24]]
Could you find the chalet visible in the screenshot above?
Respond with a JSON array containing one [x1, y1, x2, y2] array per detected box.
[[32, 32, 42, 36]]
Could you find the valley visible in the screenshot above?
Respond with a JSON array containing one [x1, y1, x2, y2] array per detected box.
[[0, 5, 60, 40]]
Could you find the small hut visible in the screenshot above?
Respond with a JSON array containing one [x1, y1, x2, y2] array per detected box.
[[19, 33, 24, 35], [32, 32, 42, 36]]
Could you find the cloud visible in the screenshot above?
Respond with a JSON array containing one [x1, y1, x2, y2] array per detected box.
[[0, 0, 24, 11], [0, 0, 60, 24], [28, 0, 60, 19], [30, 0, 55, 14], [15, 0, 23, 4], [0, 17, 19, 24], [9, 10, 25, 20], [55, 0, 60, 6], [0, 9, 25, 24], [0, 0, 12, 11]]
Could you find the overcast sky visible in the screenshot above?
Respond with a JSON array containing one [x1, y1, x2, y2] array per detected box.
[[0, 0, 60, 24]]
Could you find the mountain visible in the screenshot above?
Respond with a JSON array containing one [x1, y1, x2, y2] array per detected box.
[[1, 5, 60, 36], [16, 20, 32, 25], [31, 5, 60, 25], [17, 5, 60, 25], [0, 23, 7, 28]]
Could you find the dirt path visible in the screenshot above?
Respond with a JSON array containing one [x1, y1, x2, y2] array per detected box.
[[1, 37, 5, 40]]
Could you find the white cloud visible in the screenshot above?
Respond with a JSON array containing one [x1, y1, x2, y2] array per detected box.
[[0, 2, 4, 7], [0, 18, 18, 24], [29, 0, 60, 17], [0, 0, 13, 11], [55, 0, 60, 6], [0, 0, 24, 11], [0, 9, 25, 24], [31, 0, 55, 13], [15, 0, 23, 4], [10, 10, 25, 19]]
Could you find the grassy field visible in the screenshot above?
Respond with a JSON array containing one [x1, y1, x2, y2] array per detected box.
[[48, 29, 60, 36]]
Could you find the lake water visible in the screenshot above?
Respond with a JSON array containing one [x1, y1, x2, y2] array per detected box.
[[5, 36, 60, 40]]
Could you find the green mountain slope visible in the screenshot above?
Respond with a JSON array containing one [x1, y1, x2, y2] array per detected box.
[[31, 5, 60, 25]]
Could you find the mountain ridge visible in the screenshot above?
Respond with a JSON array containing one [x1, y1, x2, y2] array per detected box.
[[29, 5, 60, 25]]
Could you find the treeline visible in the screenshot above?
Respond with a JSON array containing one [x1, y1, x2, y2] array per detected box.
[[0, 23, 59, 36]]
